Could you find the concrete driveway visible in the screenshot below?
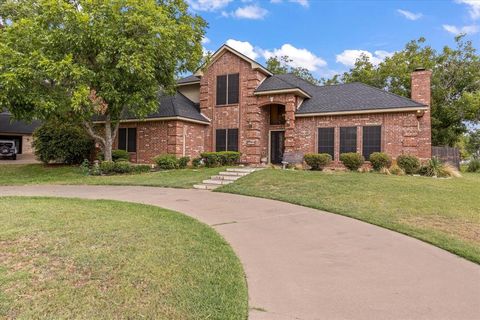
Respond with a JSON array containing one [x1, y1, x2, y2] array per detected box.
[[0, 185, 479, 320], [0, 153, 39, 164]]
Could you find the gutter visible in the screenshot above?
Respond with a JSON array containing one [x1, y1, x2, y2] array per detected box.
[[93, 116, 210, 125], [295, 106, 428, 117]]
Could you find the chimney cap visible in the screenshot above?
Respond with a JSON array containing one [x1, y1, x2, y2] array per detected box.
[[414, 67, 426, 72]]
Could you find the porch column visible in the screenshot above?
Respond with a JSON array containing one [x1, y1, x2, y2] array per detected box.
[[283, 94, 301, 163]]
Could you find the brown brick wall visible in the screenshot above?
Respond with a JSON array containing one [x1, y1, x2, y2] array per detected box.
[[114, 120, 207, 164], [411, 69, 432, 159]]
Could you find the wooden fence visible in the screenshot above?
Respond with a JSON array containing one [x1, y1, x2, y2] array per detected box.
[[432, 146, 460, 168]]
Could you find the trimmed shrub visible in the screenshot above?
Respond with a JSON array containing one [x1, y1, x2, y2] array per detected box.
[[369, 152, 392, 171], [389, 164, 405, 176], [397, 155, 420, 174], [304, 153, 332, 170], [112, 149, 130, 162], [33, 119, 94, 164], [113, 160, 134, 174], [192, 157, 203, 168], [99, 161, 116, 175], [467, 159, 480, 173], [200, 151, 241, 167], [218, 151, 241, 165], [340, 153, 364, 171], [133, 164, 151, 174], [154, 154, 178, 170], [177, 156, 190, 169], [201, 152, 221, 167]]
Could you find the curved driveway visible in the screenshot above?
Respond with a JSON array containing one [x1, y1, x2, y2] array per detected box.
[[1, 185, 479, 320]]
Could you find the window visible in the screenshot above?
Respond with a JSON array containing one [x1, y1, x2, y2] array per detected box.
[[340, 127, 357, 154], [318, 127, 335, 159], [216, 128, 238, 152], [118, 128, 137, 152], [270, 105, 286, 125], [216, 73, 239, 105], [363, 126, 381, 159]]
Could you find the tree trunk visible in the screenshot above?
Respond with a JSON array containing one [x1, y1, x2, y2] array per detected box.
[[104, 116, 113, 161]]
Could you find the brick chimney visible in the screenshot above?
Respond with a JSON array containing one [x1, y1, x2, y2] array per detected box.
[[411, 68, 432, 106], [411, 68, 432, 160]]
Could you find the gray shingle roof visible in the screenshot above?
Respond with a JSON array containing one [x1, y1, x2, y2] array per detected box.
[[177, 75, 201, 85], [256, 73, 425, 114], [117, 92, 208, 123], [0, 112, 41, 134]]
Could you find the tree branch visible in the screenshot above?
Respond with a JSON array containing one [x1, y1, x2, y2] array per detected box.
[[83, 121, 106, 146]]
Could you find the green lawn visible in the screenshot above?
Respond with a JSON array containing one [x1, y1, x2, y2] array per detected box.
[[0, 164, 222, 188], [0, 197, 247, 319], [219, 169, 480, 264]]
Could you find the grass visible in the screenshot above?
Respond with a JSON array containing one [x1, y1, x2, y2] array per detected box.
[[0, 197, 247, 319], [0, 164, 223, 188], [218, 169, 480, 264]]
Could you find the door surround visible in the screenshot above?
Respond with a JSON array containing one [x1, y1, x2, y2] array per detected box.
[[268, 129, 285, 164]]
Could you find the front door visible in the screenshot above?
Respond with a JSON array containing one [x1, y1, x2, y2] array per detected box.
[[270, 131, 285, 164]]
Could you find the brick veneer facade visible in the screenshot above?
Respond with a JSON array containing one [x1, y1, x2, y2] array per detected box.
[[114, 49, 432, 165]]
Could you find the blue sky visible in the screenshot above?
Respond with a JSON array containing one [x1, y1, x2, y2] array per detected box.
[[187, 0, 480, 79]]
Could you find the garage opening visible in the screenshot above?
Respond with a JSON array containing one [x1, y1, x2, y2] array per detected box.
[[0, 135, 23, 154]]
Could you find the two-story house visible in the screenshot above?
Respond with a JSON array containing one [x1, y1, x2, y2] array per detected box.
[[114, 44, 432, 166]]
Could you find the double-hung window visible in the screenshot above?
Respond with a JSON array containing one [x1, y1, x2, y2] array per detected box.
[[362, 126, 382, 159], [216, 73, 239, 106], [216, 128, 238, 152], [118, 128, 137, 152], [340, 127, 357, 154], [317, 127, 335, 159]]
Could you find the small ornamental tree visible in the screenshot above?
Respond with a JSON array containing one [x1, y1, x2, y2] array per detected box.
[[0, 0, 206, 161]]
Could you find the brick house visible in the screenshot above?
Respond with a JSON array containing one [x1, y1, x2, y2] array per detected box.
[[114, 44, 432, 166]]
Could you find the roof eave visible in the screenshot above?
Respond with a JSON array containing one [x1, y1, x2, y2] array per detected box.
[[254, 88, 312, 99], [177, 80, 201, 87], [93, 116, 210, 125], [295, 106, 428, 117]]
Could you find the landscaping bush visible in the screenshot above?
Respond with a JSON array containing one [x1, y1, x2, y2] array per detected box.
[[99, 161, 117, 174], [397, 155, 420, 174], [113, 160, 134, 174], [467, 158, 480, 172], [369, 152, 392, 171], [389, 164, 405, 176], [112, 149, 130, 162], [304, 153, 332, 170], [340, 153, 364, 171], [192, 157, 203, 168], [200, 151, 241, 167], [419, 157, 461, 178], [33, 119, 94, 164], [133, 164, 151, 174], [177, 156, 190, 169], [154, 154, 178, 170]]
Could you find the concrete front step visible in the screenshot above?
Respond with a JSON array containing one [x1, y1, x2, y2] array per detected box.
[[218, 171, 249, 176], [202, 179, 234, 185], [211, 175, 241, 181], [226, 168, 257, 173], [193, 184, 220, 190]]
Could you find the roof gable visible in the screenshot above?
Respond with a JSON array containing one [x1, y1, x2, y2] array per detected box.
[[195, 44, 272, 77]]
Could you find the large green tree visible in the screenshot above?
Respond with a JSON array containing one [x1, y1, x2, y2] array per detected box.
[[336, 36, 480, 146], [0, 0, 206, 160], [266, 55, 320, 85]]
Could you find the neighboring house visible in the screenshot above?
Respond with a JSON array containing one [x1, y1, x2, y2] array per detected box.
[[111, 44, 432, 166], [0, 111, 41, 155]]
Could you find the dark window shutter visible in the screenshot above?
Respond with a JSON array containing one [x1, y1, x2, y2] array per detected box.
[[118, 128, 127, 151], [216, 129, 226, 152], [318, 127, 335, 159], [227, 73, 239, 104], [216, 75, 227, 105], [127, 128, 137, 152], [362, 126, 381, 160], [340, 127, 357, 154], [227, 129, 239, 151]]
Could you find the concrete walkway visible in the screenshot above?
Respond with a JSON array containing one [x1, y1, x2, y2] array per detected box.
[[0, 185, 479, 320]]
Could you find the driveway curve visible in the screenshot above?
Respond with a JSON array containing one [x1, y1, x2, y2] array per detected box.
[[1, 185, 479, 320]]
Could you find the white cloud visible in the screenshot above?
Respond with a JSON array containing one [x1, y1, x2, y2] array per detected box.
[[225, 39, 259, 59], [336, 49, 394, 67], [187, 0, 232, 11], [270, 0, 309, 7], [442, 24, 479, 34], [201, 36, 211, 45], [397, 9, 423, 21], [262, 44, 327, 71], [456, 0, 480, 20], [232, 5, 268, 19]]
